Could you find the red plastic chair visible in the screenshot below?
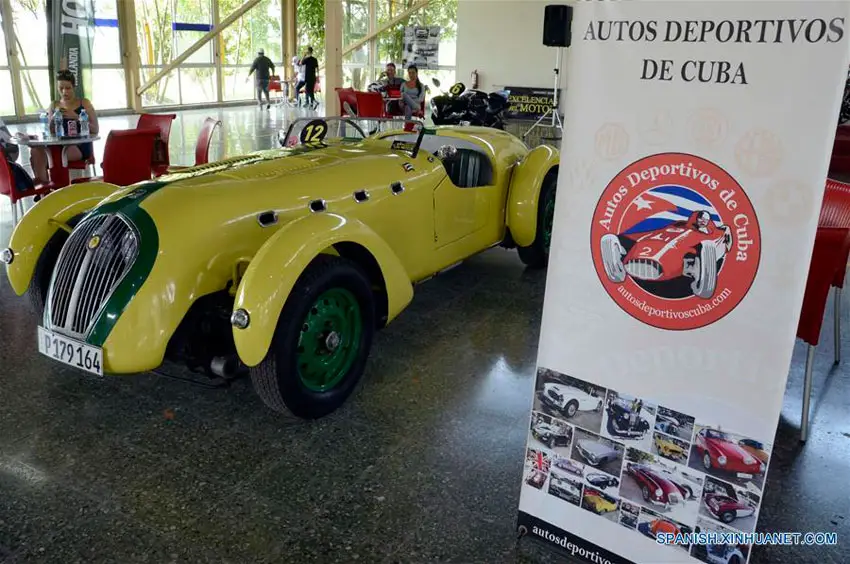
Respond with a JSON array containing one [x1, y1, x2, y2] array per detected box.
[[796, 226, 850, 441], [72, 128, 159, 186], [137, 113, 176, 175], [354, 91, 385, 118], [818, 179, 850, 360], [336, 88, 357, 116], [0, 147, 54, 225], [167, 117, 221, 172], [268, 75, 283, 103], [829, 125, 850, 175]]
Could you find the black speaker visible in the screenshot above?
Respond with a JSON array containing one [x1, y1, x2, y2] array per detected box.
[[543, 4, 573, 47]]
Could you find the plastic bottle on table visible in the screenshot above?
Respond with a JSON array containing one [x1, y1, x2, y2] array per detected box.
[[39, 110, 50, 137], [79, 108, 89, 137], [52, 108, 64, 137]]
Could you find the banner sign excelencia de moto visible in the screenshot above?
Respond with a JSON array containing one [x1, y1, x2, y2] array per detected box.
[[517, 2, 850, 563]]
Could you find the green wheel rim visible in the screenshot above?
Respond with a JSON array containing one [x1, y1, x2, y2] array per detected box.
[[296, 287, 362, 392], [542, 192, 556, 251]]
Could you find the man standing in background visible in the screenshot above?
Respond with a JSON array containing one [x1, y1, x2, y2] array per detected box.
[[248, 48, 275, 109], [300, 46, 320, 110]]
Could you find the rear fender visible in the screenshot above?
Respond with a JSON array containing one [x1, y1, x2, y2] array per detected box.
[[5, 182, 121, 295], [507, 145, 559, 247], [233, 213, 413, 367]]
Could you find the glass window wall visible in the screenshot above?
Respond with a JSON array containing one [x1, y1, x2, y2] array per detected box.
[[0, 0, 456, 118]]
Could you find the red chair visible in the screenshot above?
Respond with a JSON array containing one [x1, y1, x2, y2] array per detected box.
[[268, 75, 284, 103], [354, 91, 385, 118], [818, 179, 850, 362], [167, 117, 221, 172], [0, 147, 54, 225], [72, 128, 159, 186], [336, 87, 357, 116], [829, 125, 850, 175], [137, 113, 176, 175], [796, 226, 850, 441]]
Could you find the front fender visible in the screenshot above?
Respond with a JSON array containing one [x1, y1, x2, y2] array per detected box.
[[507, 144, 559, 247], [233, 213, 414, 367], [5, 181, 120, 295]]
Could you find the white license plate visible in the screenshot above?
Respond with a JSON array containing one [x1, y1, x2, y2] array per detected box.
[[37, 326, 103, 376], [737, 472, 753, 479]]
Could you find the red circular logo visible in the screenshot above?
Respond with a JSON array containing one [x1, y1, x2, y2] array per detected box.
[[590, 152, 761, 330]]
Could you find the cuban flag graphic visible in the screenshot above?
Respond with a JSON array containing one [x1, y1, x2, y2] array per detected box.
[[622, 185, 722, 236]]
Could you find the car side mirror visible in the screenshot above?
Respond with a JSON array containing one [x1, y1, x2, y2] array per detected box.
[[436, 145, 457, 160]]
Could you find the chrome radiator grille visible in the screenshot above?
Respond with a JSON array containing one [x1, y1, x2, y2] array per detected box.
[[47, 214, 139, 338], [625, 259, 663, 280]]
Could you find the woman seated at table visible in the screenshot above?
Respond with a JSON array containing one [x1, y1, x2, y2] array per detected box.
[[30, 70, 100, 185], [400, 65, 426, 120]]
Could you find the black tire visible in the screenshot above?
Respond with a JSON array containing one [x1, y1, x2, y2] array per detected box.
[[720, 511, 735, 524], [27, 215, 82, 316], [641, 486, 650, 501], [250, 254, 375, 419], [565, 400, 578, 418], [518, 170, 557, 269]]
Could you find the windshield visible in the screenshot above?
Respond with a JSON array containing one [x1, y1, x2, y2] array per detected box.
[[706, 429, 729, 440], [279, 116, 426, 152]]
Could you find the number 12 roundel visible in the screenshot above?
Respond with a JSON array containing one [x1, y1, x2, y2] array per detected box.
[[300, 119, 329, 144], [589, 152, 761, 331]]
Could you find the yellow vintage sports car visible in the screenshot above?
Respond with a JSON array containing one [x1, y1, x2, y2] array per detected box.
[[583, 489, 617, 514], [2, 117, 559, 419], [654, 434, 687, 460]]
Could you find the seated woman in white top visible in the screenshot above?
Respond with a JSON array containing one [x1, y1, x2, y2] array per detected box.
[[400, 65, 426, 119]]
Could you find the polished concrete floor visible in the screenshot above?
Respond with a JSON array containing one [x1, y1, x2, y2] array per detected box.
[[1, 105, 848, 563]]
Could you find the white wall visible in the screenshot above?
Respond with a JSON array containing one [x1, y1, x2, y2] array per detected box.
[[456, 0, 570, 96]]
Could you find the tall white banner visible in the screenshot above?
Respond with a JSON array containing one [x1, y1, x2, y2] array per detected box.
[[517, 2, 850, 563]]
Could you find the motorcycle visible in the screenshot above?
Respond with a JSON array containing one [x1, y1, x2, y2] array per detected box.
[[429, 79, 509, 130]]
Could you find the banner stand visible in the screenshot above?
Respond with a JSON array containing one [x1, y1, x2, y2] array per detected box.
[[516, 2, 850, 564]]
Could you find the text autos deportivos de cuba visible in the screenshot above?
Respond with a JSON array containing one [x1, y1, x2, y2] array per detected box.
[[583, 17, 846, 86]]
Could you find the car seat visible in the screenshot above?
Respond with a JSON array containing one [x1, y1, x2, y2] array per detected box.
[[443, 149, 494, 188]]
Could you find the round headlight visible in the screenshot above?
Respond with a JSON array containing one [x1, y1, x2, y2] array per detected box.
[[0, 248, 13, 264], [655, 488, 663, 497], [230, 308, 250, 329], [717, 455, 727, 465]]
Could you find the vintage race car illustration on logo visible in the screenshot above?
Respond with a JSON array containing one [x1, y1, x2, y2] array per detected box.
[[590, 153, 761, 330], [600, 204, 733, 300]]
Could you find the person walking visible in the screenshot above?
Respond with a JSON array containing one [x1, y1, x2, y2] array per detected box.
[[300, 46, 320, 110], [292, 55, 305, 106], [248, 48, 276, 109]]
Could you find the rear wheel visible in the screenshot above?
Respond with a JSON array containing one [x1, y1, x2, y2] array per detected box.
[[250, 254, 375, 419], [518, 171, 557, 269]]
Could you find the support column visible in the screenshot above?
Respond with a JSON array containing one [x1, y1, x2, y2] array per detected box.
[[324, 0, 343, 116], [0, 0, 25, 117], [117, 0, 142, 111], [283, 0, 297, 83], [368, 0, 377, 82], [212, 0, 224, 103]]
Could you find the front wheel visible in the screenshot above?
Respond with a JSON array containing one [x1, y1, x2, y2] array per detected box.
[[690, 243, 718, 299], [250, 254, 375, 419], [517, 170, 557, 269]]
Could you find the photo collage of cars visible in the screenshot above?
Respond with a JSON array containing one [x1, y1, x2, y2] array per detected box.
[[523, 367, 771, 563]]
